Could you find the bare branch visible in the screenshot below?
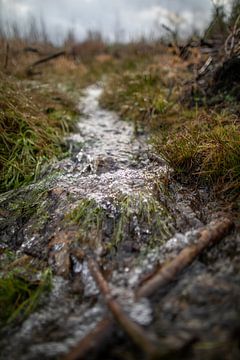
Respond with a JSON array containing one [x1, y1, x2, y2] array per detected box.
[[64, 317, 114, 360], [88, 257, 161, 358], [63, 217, 233, 360], [137, 218, 233, 298], [26, 50, 66, 75]]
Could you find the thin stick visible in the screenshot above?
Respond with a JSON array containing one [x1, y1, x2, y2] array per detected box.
[[88, 257, 160, 358], [137, 218, 233, 298], [64, 317, 114, 360], [63, 217, 233, 360], [26, 50, 66, 75]]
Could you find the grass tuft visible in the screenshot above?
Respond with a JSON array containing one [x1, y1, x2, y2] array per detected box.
[[100, 69, 173, 130], [68, 198, 106, 240], [112, 194, 173, 247], [0, 72, 77, 193], [0, 268, 51, 326], [101, 66, 240, 193], [156, 113, 240, 191], [67, 194, 174, 250]]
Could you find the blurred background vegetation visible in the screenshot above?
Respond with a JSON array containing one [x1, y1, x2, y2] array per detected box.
[[0, 0, 239, 194]]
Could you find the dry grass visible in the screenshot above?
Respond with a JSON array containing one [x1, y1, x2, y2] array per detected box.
[[156, 111, 240, 189], [100, 53, 240, 193], [1, 29, 239, 194], [0, 72, 78, 193]]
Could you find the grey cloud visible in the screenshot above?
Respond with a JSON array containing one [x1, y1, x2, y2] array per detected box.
[[0, 0, 217, 42]]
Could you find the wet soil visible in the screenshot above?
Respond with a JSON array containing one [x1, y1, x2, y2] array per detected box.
[[0, 85, 240, 360]]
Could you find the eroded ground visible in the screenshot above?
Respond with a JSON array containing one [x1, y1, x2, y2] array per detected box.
[[0, 85, 240, 360]]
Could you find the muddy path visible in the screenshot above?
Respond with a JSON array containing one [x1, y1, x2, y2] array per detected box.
[[0, 85, 240, 360]]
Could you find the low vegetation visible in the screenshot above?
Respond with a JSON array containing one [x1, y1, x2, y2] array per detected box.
[[158, 112, 240, 190], [0, 72, 78, 193], [0, 250, 51, 327], [0, 1, 239, 352], [67, 194, 174, 251], [100, 69, 170, 127], [101, 55, 240, 193]]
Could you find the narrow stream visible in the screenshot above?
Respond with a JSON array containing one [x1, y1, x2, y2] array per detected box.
[[57, 84, 166, 199]]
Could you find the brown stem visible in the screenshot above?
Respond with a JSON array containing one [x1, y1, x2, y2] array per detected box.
[[87, 257, 160, 358], [26, 50, 66, 75], [137, 218, 233, 298], [63, 217, 233, 360], [64, 317, 114, 360]]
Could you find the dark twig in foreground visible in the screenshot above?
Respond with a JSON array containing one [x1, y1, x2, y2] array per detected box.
[[137, 217, 233, 298], [88, 257, 161, 358], [64, 317, 114, 360], [63, 217, 233, 360]]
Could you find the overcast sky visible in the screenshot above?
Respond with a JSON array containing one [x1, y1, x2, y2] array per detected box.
[[0, 0, 232, 42]]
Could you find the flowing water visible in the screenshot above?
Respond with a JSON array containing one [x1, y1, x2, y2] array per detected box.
[[0, 85, 239, 360]]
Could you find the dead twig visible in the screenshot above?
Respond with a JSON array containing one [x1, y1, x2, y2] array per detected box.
[[162, 24, 180, 56], [63, 217, 233, 360], [137, 217, 233, 298], [64, 257, 160, 360], [225, 14, 240, 57], [197, 56, 213, 78], [64, 317, 114, 360], [87, 257, 161, 358], [26, 50, 66, 75]]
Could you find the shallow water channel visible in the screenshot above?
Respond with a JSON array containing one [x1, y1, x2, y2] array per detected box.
[[0, 85, 240, 360]]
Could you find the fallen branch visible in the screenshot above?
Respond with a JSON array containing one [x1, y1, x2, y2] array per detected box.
[[225, 14, 240, 57], [26, 50, 66, 75], [23, 47, 41, 54], [63, 217, 233, 360], [87, 257, 160, 358], [64, 317, 114, 360], [137, 217, 233, 298], [64, 257, 160, 360]]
